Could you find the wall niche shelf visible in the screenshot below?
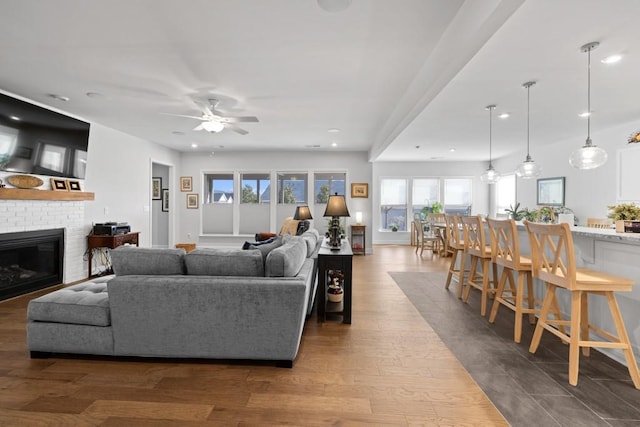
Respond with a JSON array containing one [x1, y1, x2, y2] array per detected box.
[[0, 188, 95, 201]]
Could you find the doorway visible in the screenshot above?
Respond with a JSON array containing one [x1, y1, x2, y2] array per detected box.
[[151, 162, 171, 248]]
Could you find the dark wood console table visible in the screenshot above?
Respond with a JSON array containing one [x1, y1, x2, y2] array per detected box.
[[317, 238, 353, 324], [87, 232, 139, 278]]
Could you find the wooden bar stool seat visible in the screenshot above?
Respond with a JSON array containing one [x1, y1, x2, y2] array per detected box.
[[525, 221, 640, 388], [461, 215, 497, 316]]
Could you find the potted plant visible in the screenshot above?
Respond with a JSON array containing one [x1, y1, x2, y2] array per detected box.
[[608, 203, 640, 232], [431, 201, 443, 214], [390, 223, 398, 232], [504, 203, 525, 220]]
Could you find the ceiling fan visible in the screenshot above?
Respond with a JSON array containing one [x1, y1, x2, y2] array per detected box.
[[166, 99, 259, 135]]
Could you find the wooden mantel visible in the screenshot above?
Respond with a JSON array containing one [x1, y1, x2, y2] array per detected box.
[[0, 188, 94, 201]]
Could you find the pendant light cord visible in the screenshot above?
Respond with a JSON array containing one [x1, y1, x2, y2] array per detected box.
[[587, 45, 591, 141], [488, 106, 493, 167], [526, 84, 531, 157]]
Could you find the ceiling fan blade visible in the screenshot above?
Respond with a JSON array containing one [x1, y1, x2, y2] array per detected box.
[[161, 112, 208, 121], [225, 124, 249, 135], [193, 124, 205, 131], [220, 116, 259, 123]]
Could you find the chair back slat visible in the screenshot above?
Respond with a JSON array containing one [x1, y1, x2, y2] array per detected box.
[[445, 214, 463, 250], [486, 217, 522, 269], [525, 221, 577, 289], [461, 215, 488, 258]]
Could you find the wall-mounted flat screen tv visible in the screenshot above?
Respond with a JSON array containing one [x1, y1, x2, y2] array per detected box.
[[0, 92, 90, 179]]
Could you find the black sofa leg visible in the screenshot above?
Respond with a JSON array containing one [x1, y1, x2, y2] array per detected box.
[[30, 351, 52, 359], [276, 360, 293, 368]]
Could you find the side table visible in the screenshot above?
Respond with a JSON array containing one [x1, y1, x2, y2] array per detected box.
[[350, 225, 366, 255], [317, 238, 353, 324], [87, 232, 139, 278]]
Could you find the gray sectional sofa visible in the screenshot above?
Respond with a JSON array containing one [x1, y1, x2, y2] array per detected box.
[[27, 230, 321, 367]]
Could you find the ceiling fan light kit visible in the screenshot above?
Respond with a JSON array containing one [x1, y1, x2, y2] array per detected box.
[[166, 98, 258, 135], [480, 105, 501, 184], [569, 41, 608, 170], [516, 81, 542, 179]]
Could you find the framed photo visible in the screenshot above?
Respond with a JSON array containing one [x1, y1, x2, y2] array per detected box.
[[351, 183, 368, 198], [50, 178, 68, 191], [162, 188, 169, 212], [537, 177, 565, 206], [186, 193, 199, 209], [180, 176, 192, 192], [152, 177, 162, 200], [67, 180, 82, 191], [15, 146, 32, 159]]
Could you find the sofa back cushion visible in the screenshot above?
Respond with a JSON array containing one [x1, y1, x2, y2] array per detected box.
[[185, 248, 264, 276], [112, 247, 185, 276], [300, 230, 319, 258], [265, 236, 307, 277]]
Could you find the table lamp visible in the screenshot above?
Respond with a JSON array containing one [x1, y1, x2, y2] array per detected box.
[[323, 193, 350, 250], [293, 205, 313, 234]]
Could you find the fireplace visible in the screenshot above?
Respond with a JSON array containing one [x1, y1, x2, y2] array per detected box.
[[0, 228, 64, 301]]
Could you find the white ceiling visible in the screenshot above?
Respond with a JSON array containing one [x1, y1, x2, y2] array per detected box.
[[1, 0, 639, 162]]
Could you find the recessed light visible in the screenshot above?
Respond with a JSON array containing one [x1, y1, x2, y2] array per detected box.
[[328, 128, 341, 133], [191, 143, 198, 148], [579, 111, 591, 118], [304, 144, 321, 148], [47, 94, 70, 102], [430, 156, 444, 160], [331, 142, 338, 147], [218, 145, 225, 149], [172, 131, 185, 135], [9, 115, 20, 121], [86, 92, 104, 98], [498, 113, 510, 119], [415, 145, 420, 149], [449, 148, 456, 152], [601, 55, 622, 64]]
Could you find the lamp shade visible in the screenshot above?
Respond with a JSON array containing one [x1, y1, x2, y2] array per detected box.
[[480, 166, 501, 184], [569, 139, 608, 169], [323, 193, 350, 217], [355, 211, 363, 224], [293, 205, 313, 220], [516, 156, 542, 179]]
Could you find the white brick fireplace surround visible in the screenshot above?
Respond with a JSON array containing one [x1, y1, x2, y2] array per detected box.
[[0, 199, 86, 284]]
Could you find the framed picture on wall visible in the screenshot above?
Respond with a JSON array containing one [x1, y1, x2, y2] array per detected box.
[[186, 193, 199, 209], [351, 183, 368, 198], [152, 177, 162, 200], [537, 177, 565, 206], [67, 180, 82, 191], [162, 188, 169, 212], [50, 178, 68, 191], [180, 176, 192, 192]]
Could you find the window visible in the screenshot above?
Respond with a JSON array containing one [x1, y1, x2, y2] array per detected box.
[[380, 178, 407, 231], [412, 178, 439, 219], [277, 173, 307, 204], [314, 172, 346, 203], [495, 174, 516, 216], [443, 178, 472, 215], [240, 173, 270, 204], [204, 173, 234, 204], [39, 144, 67, 173]]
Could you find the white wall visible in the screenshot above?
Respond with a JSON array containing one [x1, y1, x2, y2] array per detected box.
[[372, 161, 490, 244], [151, 163, 170, 247], [493, 118, 640, 224], [179, 150, 373, 251], [83, 124, 181, 248]]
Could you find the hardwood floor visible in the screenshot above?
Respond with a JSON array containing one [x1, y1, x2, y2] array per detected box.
[[0, 245, 507, 426]]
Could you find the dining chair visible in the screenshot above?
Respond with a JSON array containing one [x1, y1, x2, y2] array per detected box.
[[444, 214, 468, 298], [461, 215, 497, 316], [414, 219, 439, 256], [486, 217, 547, 343], [525, 221, 640, 388], [586, 217, 613, 229]]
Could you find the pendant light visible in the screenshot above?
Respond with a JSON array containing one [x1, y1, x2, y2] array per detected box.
[[516, 81, 542, 178], [569, 41, 608, 170], [480, 105, 501, 184]]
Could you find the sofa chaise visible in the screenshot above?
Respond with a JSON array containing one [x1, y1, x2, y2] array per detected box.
[[26, 230, 321, 367]]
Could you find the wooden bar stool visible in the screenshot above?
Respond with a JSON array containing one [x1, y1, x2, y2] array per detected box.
[[525, 221, 640, 388], [444, 214, 468, 298], [487, 218, 544, 343], [461, 215, 497, 316]]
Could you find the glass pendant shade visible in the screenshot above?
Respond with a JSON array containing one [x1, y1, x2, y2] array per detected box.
[[480, 165, 501, 184], [571, 41, 607, 170], [569, 138, 608, 169]]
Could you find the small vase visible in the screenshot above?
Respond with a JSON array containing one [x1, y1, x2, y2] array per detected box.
[[327, 284, 343, 303]]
